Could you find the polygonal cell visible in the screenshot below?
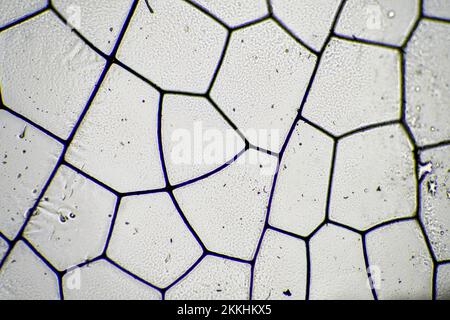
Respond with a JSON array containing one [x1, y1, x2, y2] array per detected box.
[[436, 263, 450, 300], [405, 20, 450, 147], [330, 125, 416, 231], [270, 121, 333, 237], [24, 165, 116, 271], [303, 38, 400, 137], [211, 19, 316, 152], [166, 255, 251, 300], [0, 110, 63, 240], [419, 145, 450, 261], [107, 192, 203, 288], [52, 0, 133, 54], [0, 0, 47, 28], [271, 0, 342, 51], [253, 229, 307, 300], [424, 0, 450, 19], [0, 241, 59, 300], [117, 0, 227, 93], [174, 149, 277, 260], [189, 0, 268, 28], [0, 11, 106, 139], [335, 0, 419, 46], [66, 64, 164, 193], [309, 224, 373, 300], [162, 94, 245, 186], [0, 237, 8, 261], [63, 260, 161, 300], [366, 220, 433, 300]]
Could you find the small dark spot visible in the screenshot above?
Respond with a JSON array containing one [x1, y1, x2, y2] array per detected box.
[[283, 289, 292, 297]]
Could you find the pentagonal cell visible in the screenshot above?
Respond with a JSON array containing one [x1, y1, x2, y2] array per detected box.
[[166, 255, 251, 300], [63, 259, 161, 300], [107, 192, 203, 288], [24, 165, 116, 271], [117, 0, 227, 93], [189, 0, 268, 28], [0, 241, 59, 300], [335, 0, 419, 46], [0, 11, 106, 139], [436, 263, 450, 300], [366, 220, 433, 299], [162, 94, 245, 186], [52, 0, 133, 54], [0, 0, 47, 28], [419, 145, 450, 261], [211, 19, 316, 152], [0, 110, 63, 240], [270, 121, 334, 237], [174, 149, 277, 260], [303, 38, 400, 136], [330, 125, 416, 231], [271, 0, 342, 51], [0, 237, 8, 261], [309, 224, 373, 300], [66, 64, 164, 193], [405, 20, 450, 147], [253, 229, 307, 300], [424, 0, 450, 19]]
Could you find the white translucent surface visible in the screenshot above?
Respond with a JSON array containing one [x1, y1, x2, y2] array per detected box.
[[66, 64, 164, 193], [211, 19, 316, 152], [0, 0, 47, 28], [405, 20, 450, 147], [424, 0, 450, 19], [270, 121, 334, 236], [436, 263, 450, 300], [366, 220, 433, 300], [24, 165, 116, 271], [0, 238, 8, 261], [0, 241, 59, 300], [166, 255, 251, 300], [107, 192, 203, 288], [117, 0, 227, 93], [0, 111, 63, 240], [310, 224, 373, 300], [63, 260, 161, 300], [190, 0, 268, 28], [0, 11, 106, 139], [271, 0, 341, 51], [253, 229, 307, 300], [303, 38, 400, 136], [330, 125, 416, 231], [336, 0, 419, 46]]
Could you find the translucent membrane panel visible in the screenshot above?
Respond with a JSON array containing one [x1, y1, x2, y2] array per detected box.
[[436, 263, 450, 300], [424, 0, 450, 19], [0, 0, 47, 28], [0, 237, 8, 261]]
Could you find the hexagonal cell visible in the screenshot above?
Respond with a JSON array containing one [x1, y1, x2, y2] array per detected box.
[[366, 220, 433, 299], [66, 64, 164, 193], [405, 20, 450, 147], [63, 259, 161, 300], [0, 237, 8, 261], [52, 0, 133, 55], [189, 0, 268, 28], [0, 110, 63, 240], [253, 229, 307, 300], [271, 0, 342, 51], [0, 0, 47, 28], [330, 125, 416, 231], [269, 120, 334, 237], [436, 263, 450, 300], [303, 38, 400, 136], [174, 149, 277, 261], [107, 192, 203, 288], [166, 255, 251, 300], [161, 94, 245, 186], [424, 0, 450, 19], [0, 11, 106, 139], [419, 145, 450, 261], [24, 165, 116, 271], [309, 224, 373, 300], [335, 0, 419, 46], [117, 0, 227, 93], [0, 241, 59, 300], [211, 19, 316, 152]]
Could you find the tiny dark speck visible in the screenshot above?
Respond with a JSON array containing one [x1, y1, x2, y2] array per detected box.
[[283, 289, 292, 297]]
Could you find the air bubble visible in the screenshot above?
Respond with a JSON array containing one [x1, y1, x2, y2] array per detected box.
[[387, 10, 396, 19]]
